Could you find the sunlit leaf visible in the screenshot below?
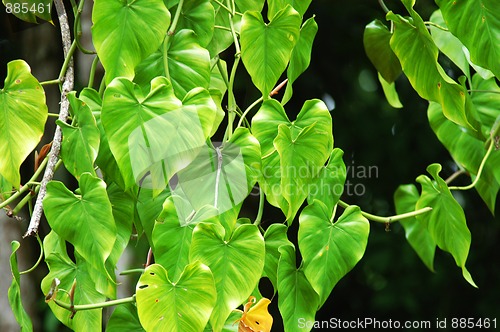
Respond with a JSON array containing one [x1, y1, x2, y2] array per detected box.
[[263, 224, 293, 290], [0, 60, 47, 188], [207, 4, 241, 57], [175, 0, 215, 47], [267, 0, 311, 20], [136, 262, 216, 332], [416, 163, 476, 287], [190, 223, 265, 331], [8, 241, 33, 331], [299, 201, 369, 307], [378, 73, 403, 109], [92, 0, 170, 84], [106, 302, 145, 332]]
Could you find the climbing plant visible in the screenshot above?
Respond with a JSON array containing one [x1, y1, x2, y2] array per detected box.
[[1, 0, 499, 331]]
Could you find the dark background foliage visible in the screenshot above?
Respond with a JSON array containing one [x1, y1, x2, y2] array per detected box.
[[1, 0, 499, 331]]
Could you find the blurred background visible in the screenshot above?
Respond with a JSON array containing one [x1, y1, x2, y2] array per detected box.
[[1, 0, 499, 331]]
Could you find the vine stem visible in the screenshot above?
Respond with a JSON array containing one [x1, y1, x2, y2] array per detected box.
[[424, 21, 449, 31], [54, 295, 136, 311], [445, 169, 467, 185], [254, 187, 265, 226], [163, 0, 184, 80], [467, 89, 500, 95], [449, 139, 495, 191], [25, 0, 75, 238], [378, 0, 390, 14], [20, 235, 43, 275], [338, 200, 432, 223]]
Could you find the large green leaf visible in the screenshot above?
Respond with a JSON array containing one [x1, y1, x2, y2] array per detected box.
[[394, 184, 436, 271], [277, 245, 319, 332], [136, 262, 216, 332], [263, 224, 293, 290], [58, 92, 100, 179], [2, 0, 53, 23], [43, 173, 116, 295], [267, 0, 312, 19], [387, 7, 474, 129], [134, 29, 211, 100], [137, 188, 170, 246], [175, 0, 215, 47], [190, 223, 265, 331], [252, 99, 333, 221], [471, 74, 500, 129], [92, 0, 170, 84], [8, 241, 33, 331], [0, 60, 47, 188], [101, 77, 216, 190], [240, 5, 301, 97], [307, 148, 346, 211], [363, 19, 402, 83], [428, 102, 500, 213], [282, 16, 318, 105], [152, 195, 218, 281], [416, 164, 476, 287], [41, 231, 106, 331], [235, 0, 264, 12], [174, 128, 261, 221], [437, 0, 500, 78], [298, 201, 369, 307], [106, 303, 145, 332]]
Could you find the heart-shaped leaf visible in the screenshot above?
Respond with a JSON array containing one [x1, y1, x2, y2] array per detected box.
[[298, 201, 369, 306], [8, 241, 33, 331], [190, 223, 265, 331], [240, 5, 301, 97], [267, 0, 312, 20], [136, 262, 216, 332], [91, 0, 170, 84], [0, 60, 47, 187], [263, 224, 293, 290], [416, 163, 476, 287], [175, 0, 215, 47]]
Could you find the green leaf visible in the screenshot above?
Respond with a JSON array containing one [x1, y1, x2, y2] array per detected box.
[[428, 102, 500, 213], [58, 92, 100, 179], [43, 173, 116, 296], [101, 77, 216, 190], [416, 163, 476, 287], [307, 148, 346, 211], [267, 0, 312, 19], [394, 184, 436, 271], [241, 5, 301, 97], [190, 223, 265, 331], [8, 241, 33, 331], [387, 8, 474, 129], [263, 224, 293, 290], [2, 0, 53, 23], [175, 0, 215, 47], [152, 195, 218, 281], [277, 245, 319, 332], [136, 262, 216, 332], [378, 73, 403, 108], [137, 188, 170, 246], [471, 74, 500, 129], [106, 302, 145, 332], [92, 0, 170, 84], [134, 29, 211, 100], [235, 0, 264, 13], [363, 19, 402, 83], [282, 16, 318, 105], [0, 174, 13, 201], [207, 4, 241, 57], [0, 60, 48, 188], [437, 0, 500, 78], [428, 10, 470, 79], [41, 231, 106, 331], [299, 201, 369, 307]]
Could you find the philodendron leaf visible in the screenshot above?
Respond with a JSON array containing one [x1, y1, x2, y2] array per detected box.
[[2, 0, 53, 23], [437, 0, 500, 78], [416, 163, 476, 287], [378, 73, 403, 108], [106, 302, 145, 332], [252, 99, 333, 221], [58, 92, 100, 179], [152, 195, 218, 281], [277, 244, 319, 332], [190, 223, 265, 331], [0, 60, 48, 188], [101, 77, 216, 190], [298, 201, 369, 307], [394, 184, 436, 271], [363, 19, 402, 83], [387, 6, 474, 129], [175, 0, 215, 47], [136, 187, 170, 247], [240, 5, 301, 97], [136, 262, 216, 332], [263, 224, 294, 291], [8, 241, 33, 331], [282, 16, 318, 105], [91, 0, 170, 84], [41, 231, 106, 331], [43, 173, 116, 296], [267, 0, 312, 19]]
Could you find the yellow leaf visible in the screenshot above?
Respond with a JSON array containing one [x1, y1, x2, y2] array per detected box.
[[237, 296, 273, 332]]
